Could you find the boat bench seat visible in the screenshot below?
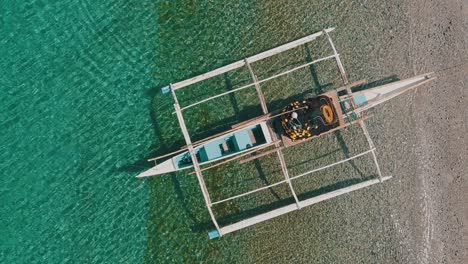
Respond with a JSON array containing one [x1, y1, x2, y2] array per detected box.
[[221, 142, 229, 152], [233, 130, 255, 151], [248, 130, 257, 145]]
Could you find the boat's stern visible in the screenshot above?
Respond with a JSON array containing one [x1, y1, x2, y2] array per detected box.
[[136, 158, 177, 178]]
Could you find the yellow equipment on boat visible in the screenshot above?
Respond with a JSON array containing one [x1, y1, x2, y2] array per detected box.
[[321, 105, 334, 124], [280, 95, 338, 141]]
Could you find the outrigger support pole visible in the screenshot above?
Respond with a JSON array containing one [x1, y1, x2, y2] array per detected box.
[[170, 84, 222, 235], [218, 176, 392, 235], [323, 30, 384, 182], [244, 59, 301, 208], [360, 121, 383, 182], [275, 147, 301, 208], [245, 59, 268, 114]]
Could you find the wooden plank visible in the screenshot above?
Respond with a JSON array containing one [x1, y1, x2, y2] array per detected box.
[[172, 28, 335, 91], [171, 87, 221, 233], [219, 176, 392, 235], [180, 54, 338, 111], [245, 59, 268, 114], [324, 30, 349, 86], [246, 28, 335, 64], [171, 60, 246, 90], [147, 147, 187, 162], [299, 176, 392, 207], [220, 202, 298, 234], [276, 147, 301, 207], [358, 122, 382, 182]]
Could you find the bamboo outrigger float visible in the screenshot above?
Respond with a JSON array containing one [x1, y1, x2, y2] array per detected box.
[[138, 28, 436, 239]]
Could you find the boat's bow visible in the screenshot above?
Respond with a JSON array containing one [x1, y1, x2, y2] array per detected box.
[[343, 72, 436, 113]]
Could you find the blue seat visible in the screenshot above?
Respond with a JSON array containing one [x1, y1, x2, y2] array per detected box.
[[233, 130, 253, 151]]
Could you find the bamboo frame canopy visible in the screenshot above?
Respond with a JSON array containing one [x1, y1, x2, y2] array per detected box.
[[142, 27, 435, 239]]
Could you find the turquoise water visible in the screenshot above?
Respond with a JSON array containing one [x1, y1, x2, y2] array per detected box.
[[1, 1, 159, 262], [1, 1, 410, 263]]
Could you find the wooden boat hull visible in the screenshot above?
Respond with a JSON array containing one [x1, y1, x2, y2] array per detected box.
[[343, 72, 436, 114], [137, 122, 273, 177], [137, 159, 176, 178]]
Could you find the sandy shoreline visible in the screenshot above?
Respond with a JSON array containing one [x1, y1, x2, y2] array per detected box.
[[402, 0, 468, 262]]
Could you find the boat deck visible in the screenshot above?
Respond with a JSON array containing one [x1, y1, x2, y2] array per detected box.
[[279, 90, 346, 147]]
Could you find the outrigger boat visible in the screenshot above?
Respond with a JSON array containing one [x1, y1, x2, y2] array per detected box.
[[138, 28, 435, 239]]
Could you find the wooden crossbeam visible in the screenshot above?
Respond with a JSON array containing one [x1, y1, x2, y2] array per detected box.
[[179, 54, 338, 111], [245, 59, 268, 114], [323, 30, 384, 183], [171, 86, 221, 234], [147, 147, 187, 162], [172, 61, 246, 91], [218, 176, 392, 235], [172, 28, 335, 90], [275, 147, 301, 208], [323, 30, 349, 87], [360, 123, 383, 182], [247, 28, 335, 63]]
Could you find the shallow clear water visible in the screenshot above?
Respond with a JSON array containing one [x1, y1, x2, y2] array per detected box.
[[1, 1, 158, 262], [1, 0, 412, 263]]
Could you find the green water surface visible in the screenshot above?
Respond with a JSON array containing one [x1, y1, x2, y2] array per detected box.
[[1, 0, 411, 263]]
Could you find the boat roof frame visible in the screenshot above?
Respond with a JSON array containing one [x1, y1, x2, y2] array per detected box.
[[166, 28, 387, 238]]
